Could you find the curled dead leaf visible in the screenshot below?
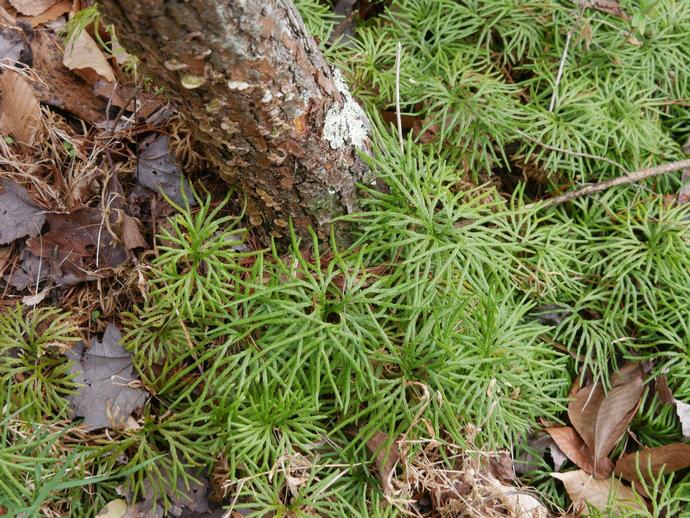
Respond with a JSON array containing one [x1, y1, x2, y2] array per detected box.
[[63, 29, 115, 83], [546, 426, 612, 479], [20, 0, 70, 26], [614, 443, 690, 484], [366, 431, 400, 495]]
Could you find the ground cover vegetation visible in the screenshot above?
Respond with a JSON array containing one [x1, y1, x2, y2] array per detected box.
[[2, 0, 690, 516]]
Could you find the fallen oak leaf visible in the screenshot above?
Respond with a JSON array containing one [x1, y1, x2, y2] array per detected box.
[[366, 431, 401, 495], [614, 443, 690, 484], [26, 207, 127, 284], [66, 324, 148, 431], [0, 69, 42, 146], [0, 178, 46, 244], [552, 470, 646, 515]]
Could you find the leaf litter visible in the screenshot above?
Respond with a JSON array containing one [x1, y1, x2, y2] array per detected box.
[[65, 323, 148, 431], [137, 135, 193, 205], [0, 178, 46, 244]]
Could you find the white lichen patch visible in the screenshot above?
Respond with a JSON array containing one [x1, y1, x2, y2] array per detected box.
[[227, 80, 252, 91], [180, 74, 206, 89], [323, 69, 369, 150]]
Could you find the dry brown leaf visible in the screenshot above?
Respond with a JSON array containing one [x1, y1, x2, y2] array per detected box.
[[122, 215, 147, 251], [366, 431, 400, 495], [8, 0, 57, 16], [569, 382, 604, 450], [546, 426, 613, 479], [0, 69, 41, 146], [578, 0, 629, 20], [92, 79, 164, 119], [30, 30, 106, 123], [655, 375, 675, 405], [20, 0, 69, 26], [26, 208, 127, 284], [552, 470, 646, 515], [594, 369, 644, 467], [614, 444, 690, 483], [63, 29, 115, 83]]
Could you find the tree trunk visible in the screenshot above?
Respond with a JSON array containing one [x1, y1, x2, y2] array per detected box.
[[100, 0, 370, 237]]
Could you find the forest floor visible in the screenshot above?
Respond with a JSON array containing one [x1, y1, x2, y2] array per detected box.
[[2, 0, 690, 517]]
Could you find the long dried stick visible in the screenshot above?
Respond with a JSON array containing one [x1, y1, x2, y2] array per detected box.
[[528, 158, 690, 209]]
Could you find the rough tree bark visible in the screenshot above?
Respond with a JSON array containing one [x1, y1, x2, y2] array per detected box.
[[100, 0, 371, 237]]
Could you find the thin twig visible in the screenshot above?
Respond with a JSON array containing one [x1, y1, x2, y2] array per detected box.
[[513, 129, 627, 172], [395, 41, 404, 152], [527, 158, 690, 209]]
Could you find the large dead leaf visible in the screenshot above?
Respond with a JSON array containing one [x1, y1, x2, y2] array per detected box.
[[137, 135, 193, 205], [8, 0, 57, 16], [20, 0, 70, 26], [615, 444, 690, 483], [26, 207, 127, 285], [546, 426, 612, 479], [594, 367, 644, 467], [0, 178, 46, 244], [366, 431, 400, 495], [66, 324, 148, 431], [552, 470, 646, 515], [30, 30, 106, 123], [568, 382, 605, 450], [63, 29, 115, 84], [0, 69, 42, 146]]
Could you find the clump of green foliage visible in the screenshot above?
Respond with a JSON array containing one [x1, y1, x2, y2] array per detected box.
[[7, 0, 690, 516], [0, 305, 79, 420]]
